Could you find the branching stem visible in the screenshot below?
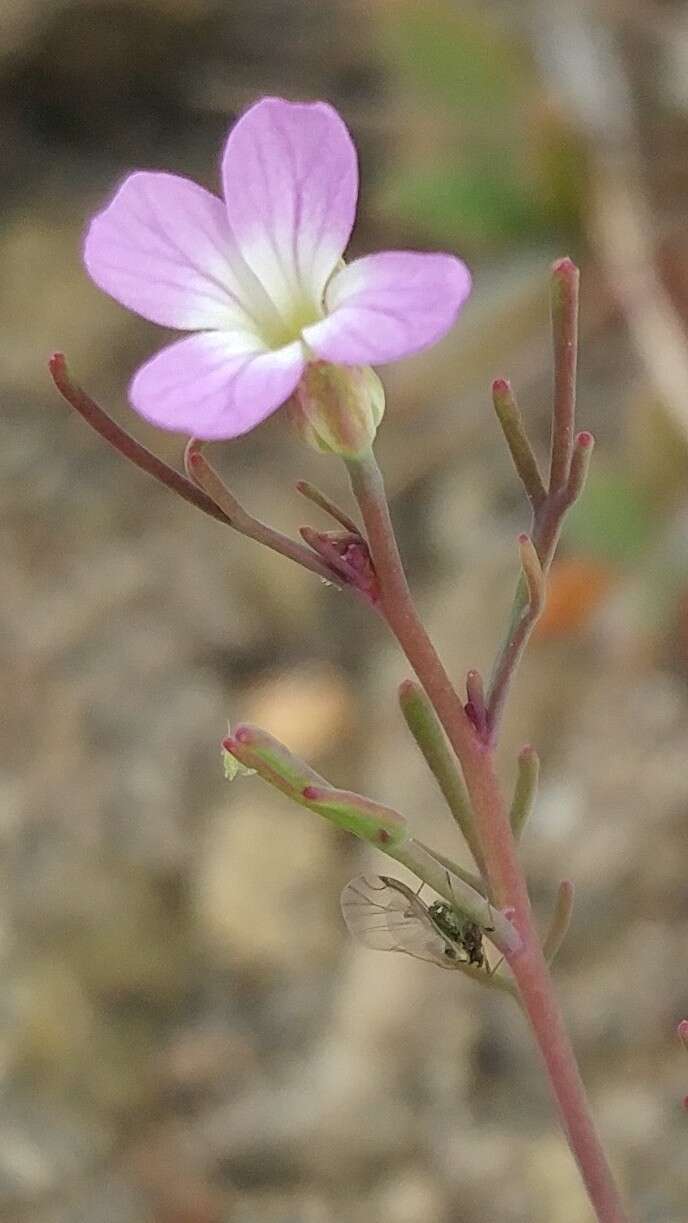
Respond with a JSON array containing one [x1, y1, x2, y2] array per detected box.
[[184, 442, 336, 582], [345, 445, 629, 1223], [486, 260, 592, 735], [49, 357, 341, 586]]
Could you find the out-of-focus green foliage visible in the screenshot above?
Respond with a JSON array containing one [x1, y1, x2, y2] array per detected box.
[[386, 166, 540, 248], [375, 0, 586, 251], [382, 3, 524, 113], [564, 468, 658, 566]]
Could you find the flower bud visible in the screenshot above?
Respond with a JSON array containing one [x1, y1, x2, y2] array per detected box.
[[287, 361, 385, 458]]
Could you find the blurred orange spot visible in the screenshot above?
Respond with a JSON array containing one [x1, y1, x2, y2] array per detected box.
[[536, 557, 615, 639]]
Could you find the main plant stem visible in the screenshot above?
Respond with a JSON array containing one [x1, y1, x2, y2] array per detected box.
[[347, 451, 630, 1223]]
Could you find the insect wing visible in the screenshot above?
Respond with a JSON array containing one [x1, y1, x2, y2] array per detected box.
[[340, 875, 456, 968]]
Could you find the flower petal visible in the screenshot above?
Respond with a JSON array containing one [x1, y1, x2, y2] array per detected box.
[[84, 171, 280, 334], [302, 251, 472, 365], [129, 332, 305, 439], [222, 97, 358, 322]]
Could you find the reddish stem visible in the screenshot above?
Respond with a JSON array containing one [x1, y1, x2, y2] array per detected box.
[[486, 258, 585, 736], [346, 450, 630, 1223], [49, 354, 232, 527], [549, 257, 579, 492], [50, 355, 337, 585], [486, 431, 595, 736]]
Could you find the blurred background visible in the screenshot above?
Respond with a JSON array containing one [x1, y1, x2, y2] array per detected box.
[[2, 1, 688, 1219]]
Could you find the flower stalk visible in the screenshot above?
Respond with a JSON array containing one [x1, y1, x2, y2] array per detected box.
[[346, 443, 629, 1222], [342, 260, 630, 1222]]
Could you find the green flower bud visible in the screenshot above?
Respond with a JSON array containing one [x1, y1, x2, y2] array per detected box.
[[287, 361, 385, 458]]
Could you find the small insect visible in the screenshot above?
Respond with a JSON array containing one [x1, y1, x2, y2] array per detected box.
[[340, 875, 487, 971], [427, 899, 486, 968]]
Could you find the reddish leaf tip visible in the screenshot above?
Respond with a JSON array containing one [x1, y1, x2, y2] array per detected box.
[[576, 430, 594, 448], [184, 439, 204, 468], [492, 377, 511, 395], [397, 678, 417, 701], [48, 352, 67, 385], [302, 785, 319, 800], [551, 256, 577, 276]]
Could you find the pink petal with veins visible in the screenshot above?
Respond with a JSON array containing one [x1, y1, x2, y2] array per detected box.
[[303, 251, 472, 365], [222, 97, 358, 323], [85, 171, 277, 334], [130, 331, 305, 439]]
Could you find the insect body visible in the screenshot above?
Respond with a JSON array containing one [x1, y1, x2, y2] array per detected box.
[[340, 875, 486, 971], [427, 900, 485, 968]]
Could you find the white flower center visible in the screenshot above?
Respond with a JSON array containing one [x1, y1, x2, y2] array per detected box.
[[223, 240, 324, 350]]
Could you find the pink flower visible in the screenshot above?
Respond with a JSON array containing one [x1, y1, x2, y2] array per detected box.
[[84, 97, 472, 440]]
